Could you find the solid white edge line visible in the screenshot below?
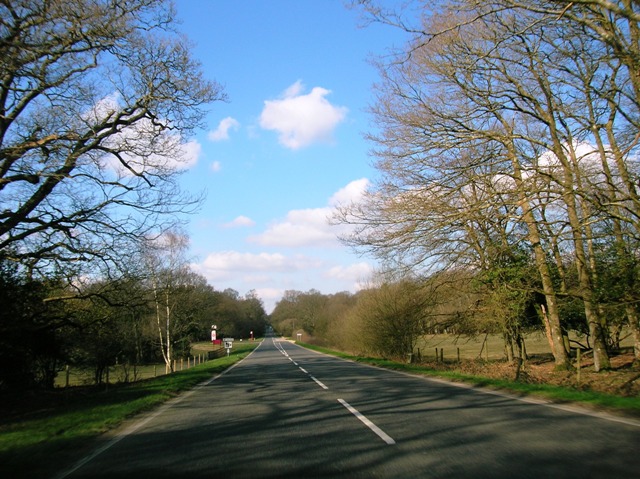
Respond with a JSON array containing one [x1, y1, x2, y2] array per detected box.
[[54, 341, 263, 479], [299, 367, 308, 373], [394, 371, 640, 429], [298, 344, 640, 430], [338, 398, 396, 445]]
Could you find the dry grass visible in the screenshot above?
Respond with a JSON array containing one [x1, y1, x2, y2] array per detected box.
[[413, 331, 639, 398], [415, 330, 635, 361]]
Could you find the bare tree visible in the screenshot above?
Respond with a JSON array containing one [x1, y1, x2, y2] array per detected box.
[[490, 0, 640, 363], [0, 0, 224, 281], [143, 229, 191, 373], [350, 278, 434, 360], [344, 0, 640, 369]]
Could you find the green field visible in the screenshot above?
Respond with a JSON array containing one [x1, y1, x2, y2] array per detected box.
[[0, 341, 259, 479], [53, 341, 244, 388]]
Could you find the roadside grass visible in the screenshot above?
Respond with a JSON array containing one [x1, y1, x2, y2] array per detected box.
[[0, 341, 259, 479], [298, 342, 640, 417]]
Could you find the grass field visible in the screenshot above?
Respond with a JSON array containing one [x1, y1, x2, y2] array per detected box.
[[53, 341, 245, 387], [415, 330, 636, 361], [0, 340, 259, 479]]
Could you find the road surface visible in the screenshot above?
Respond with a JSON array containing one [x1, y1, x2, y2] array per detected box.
[[56, 335, 640, 478]]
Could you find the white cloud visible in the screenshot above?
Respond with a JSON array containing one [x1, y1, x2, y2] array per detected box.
[[254, 287, 283, 310], [222, 215, 256, 228], [249, 208, 337, 247], [87, 93, 202, 175], [259, 80, 348, 149], [283, 81, 304, 97], [84, 92, 120, 124], [195, 252, 285, 282], [176, 140, 201, 170], [329, 178, 370, 206], [189, 180, 377, 313], [194, 251, 321, 282], [208, 117, 240, 141], [203, 251, 288, 271], [103, 131, 201, 174], [325, 262, 373, 291], [536, 140, 608, 173], [250, 179, 369, 248]]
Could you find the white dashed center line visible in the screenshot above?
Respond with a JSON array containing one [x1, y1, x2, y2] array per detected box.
[[338, 399, 396, 445]]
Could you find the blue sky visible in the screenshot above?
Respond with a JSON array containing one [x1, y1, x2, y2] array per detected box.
[[172, 0, 406, 312]]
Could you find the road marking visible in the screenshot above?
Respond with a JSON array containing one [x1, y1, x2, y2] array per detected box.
[[338, 399, 396, 445], [310, 375, 329, 389], [272, 338, 289, 357], [278, 339, 328, 391], [54, 344, 261, 479], [387, 370, 640, 429]]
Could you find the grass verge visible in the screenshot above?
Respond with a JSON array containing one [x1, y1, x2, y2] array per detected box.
[[298, 342, 640, 417], [0, 342, 258, 479]]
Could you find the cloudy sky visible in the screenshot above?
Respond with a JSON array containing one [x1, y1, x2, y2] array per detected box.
[[173, 0, 407, 312]]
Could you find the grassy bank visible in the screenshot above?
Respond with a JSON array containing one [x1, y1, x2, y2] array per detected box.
[[0, 341, 259, 479], [298, 342, 640, 417]]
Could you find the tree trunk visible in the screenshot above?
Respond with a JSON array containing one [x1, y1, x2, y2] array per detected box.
[[165, 290, 173, 372], [504, 332, 514, 362], [519, 196, 570, 367], [499, 119, 571, 369], [560, 151, 610, 371], [152, 278, 170, 372], [627, 305, 640, 362]]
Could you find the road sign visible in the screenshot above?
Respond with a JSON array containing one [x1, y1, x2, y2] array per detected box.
[[224, 340, 233, 349]]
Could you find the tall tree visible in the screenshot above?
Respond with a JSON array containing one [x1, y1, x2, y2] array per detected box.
[[144, 230, 191, 373], [0, 0, 224, 281], [345, 0, 640, 369], [494, 0, 640, 363]]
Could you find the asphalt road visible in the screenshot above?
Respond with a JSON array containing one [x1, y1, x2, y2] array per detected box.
[[56, 335, 640, 478]]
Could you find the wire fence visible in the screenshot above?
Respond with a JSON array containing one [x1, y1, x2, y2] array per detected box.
[[55, 348, 227, 388]]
